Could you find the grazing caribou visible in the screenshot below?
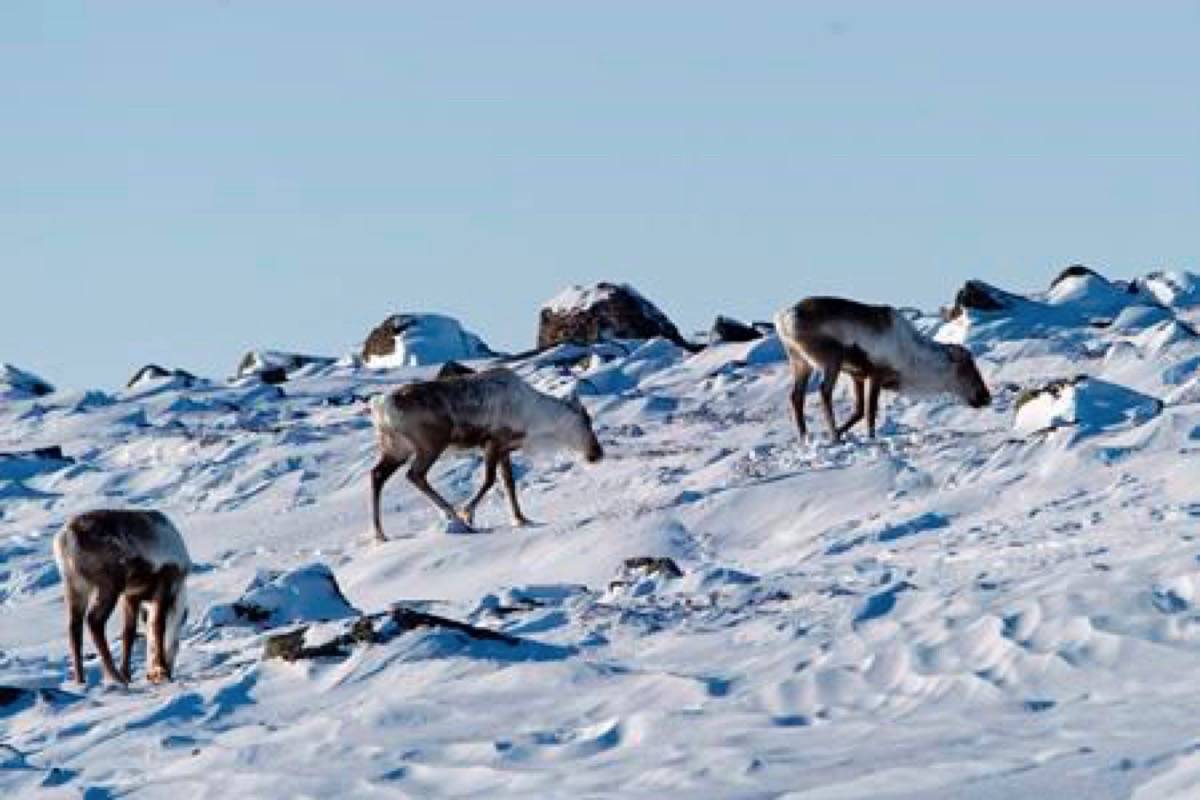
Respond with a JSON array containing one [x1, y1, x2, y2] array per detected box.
[[775, 297, 991, 441], [369, 367, 603, 540], [53, 510, 191, 685]]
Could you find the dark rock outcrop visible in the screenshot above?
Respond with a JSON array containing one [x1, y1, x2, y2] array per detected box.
[[127, 364, 198, 389], [709, 316, 763, 344], [953, 280, 1010, 314], [537, 283, 696, 351], [1050, 264, 1106, 289], [263, 605, 532, 663], [0, 365, 54, 399], [435, 360, 475, 379], [622, 556, 684, 579]]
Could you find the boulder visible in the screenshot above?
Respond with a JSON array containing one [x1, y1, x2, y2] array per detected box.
[[1050, 263, 1107, 289], [362, 313, 493, 368], [127, 364, 199, 390], [538, 282, 695, 351], [622, 556, 684, 579], [949, 280, 1014, 317], [236, 351, 334, 383], [204, 564, 360, 630], [709, 315, 763, 344], [0, 364, 53, 400], [435, 360, 475, 379], [1014, 376, 1162, 435]]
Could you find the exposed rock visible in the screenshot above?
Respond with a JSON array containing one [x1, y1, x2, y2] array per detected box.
[[362, 314, 493, 367], [127, 364, 199, 390], [262, 605, 524, 662], [236, 351, 334, 384], [1138, 270, 1200, 308], [263, 617, 379, 662], [205, 564, 360, 630], [1014, 376, 1162, 434], [538, 282, 696, 351], [709, 315, 763, 344], [949, 280, 1013, 317], [622, 556, 684, 579], [436, 360, 476, 379], [387, 605, 521, 644], [0, 446, 73, 481], [1050, 264, 1107, 289], [0, 365, 54, 400]]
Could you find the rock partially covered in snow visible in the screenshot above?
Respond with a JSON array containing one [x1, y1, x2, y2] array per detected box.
[[709, 315, 764, 344], [204, 564, 360, 629], [0, 446, 73, 481], [0, 364, 54, 400], [362, 313, 493, 368], [1045, 264, 1138, 317], [236, 351, 335, 384], [1138, 270, 1200, 309], [127, 364, 200, 390], [948, 280, 1020, 317], [1014, 376, 1162, 434], [538, 282, 694, 351]]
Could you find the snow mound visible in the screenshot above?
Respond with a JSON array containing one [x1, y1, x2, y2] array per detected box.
[[204, 563, 361, 629], [578, 338, 685, 395], [1139, 270, 1200, 308], [236, 350, 335, 383], [1045, 265, 1136, 316], [0, 364, 54, 400], [1014, 377, 1162, 434], [362, 313, 493, 368], [1166, 375, 1200, 406]]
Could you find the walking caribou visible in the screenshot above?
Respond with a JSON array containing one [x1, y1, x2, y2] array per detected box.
[[775, 297, 991, 441], [53, 510, 191, 685], [368, 367, 603, 540]]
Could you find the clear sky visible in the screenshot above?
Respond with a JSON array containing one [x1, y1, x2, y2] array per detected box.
[[4, 2, 1198, 389]]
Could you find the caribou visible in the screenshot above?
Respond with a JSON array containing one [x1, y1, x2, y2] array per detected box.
[[775, 296, 991, 440], [53, 510, 191, 685], [369, 367, 603, 540]]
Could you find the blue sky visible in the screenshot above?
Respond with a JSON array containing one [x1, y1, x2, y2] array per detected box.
[[4, 1, 1198, 389]]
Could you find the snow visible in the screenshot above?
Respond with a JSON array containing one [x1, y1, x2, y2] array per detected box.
[[0, 365, 53, 401], [364, 313, 492, 368], [1013, 377, 1162, 435], [235, 350, 336, 381], [3, 268, 1200, 797], [204, 564, 359, 629], [542, 283, 624, 314]]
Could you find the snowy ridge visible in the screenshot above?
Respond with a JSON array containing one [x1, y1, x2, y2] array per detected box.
[[2, 268, 1200, 797]]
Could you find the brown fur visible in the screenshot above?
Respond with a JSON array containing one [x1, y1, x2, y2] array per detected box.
[[370, 368, 602, 540], [54, 510, 190, 685], [777, 297, 991, 441]]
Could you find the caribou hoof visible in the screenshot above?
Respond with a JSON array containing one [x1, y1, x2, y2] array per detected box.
[[444, 517, 476, 535]]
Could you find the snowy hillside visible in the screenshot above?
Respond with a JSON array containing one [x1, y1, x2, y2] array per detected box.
[[4, 270, 1200, 798]]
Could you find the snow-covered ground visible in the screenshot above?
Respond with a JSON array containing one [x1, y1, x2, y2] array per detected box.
[[3, 270, 1200, 798]]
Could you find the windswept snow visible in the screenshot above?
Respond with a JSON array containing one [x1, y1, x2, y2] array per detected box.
[[3, 269, 1200, 798]]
